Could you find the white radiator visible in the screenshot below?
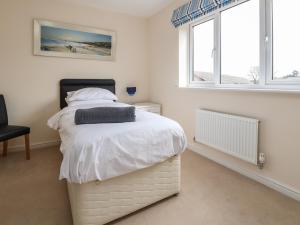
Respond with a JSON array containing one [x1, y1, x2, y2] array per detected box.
[[195, 109, 259, 165]]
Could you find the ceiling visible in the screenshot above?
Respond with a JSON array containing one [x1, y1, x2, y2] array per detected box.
[[61, 0, 176, 17]]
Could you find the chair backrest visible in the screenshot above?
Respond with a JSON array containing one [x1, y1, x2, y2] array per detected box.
[[0, 95, 8, 126]]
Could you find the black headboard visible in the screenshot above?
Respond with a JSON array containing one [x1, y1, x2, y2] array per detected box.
[[60, 79, 116, 109]]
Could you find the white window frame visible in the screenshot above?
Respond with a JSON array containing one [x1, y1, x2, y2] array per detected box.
[[265, 0, 300, 86], [186, 0, 300, 91], [189, 15, 217, 87]]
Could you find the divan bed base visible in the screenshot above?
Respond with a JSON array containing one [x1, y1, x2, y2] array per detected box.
[[67, 155, 181, 225]]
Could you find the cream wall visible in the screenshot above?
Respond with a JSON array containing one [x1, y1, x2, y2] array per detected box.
[[148, 0, 300, 192], [0, 0, 149, 147]]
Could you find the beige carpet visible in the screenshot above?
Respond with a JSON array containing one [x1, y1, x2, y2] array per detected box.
[[0, 147, 299, 225]]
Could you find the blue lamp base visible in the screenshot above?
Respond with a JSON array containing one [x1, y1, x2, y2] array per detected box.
[[127, 87, 136, 96]]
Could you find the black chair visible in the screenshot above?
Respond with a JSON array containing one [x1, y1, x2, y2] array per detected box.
[[0, 95, 30, 160]]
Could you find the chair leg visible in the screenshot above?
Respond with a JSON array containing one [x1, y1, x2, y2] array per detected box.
[[3, 140, 8, 157], [25, 134, 30, 160]]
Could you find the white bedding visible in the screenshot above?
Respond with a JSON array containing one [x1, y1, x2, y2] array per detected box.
[[48, 102, 187, 183]]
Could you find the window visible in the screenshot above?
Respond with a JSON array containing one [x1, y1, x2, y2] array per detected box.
[[221, 0, 259, 85], [192, 19, 214, 83], [187, 0, 300, 90], [272, 0, 300, 82]]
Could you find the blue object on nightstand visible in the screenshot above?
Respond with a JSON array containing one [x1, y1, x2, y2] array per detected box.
[[127, 87, 136, 96]]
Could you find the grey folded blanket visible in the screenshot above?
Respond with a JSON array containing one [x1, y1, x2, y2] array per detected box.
[[75, 106, 136, 125]]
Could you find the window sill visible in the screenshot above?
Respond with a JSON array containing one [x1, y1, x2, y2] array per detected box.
[[178, 85, 300, 94]]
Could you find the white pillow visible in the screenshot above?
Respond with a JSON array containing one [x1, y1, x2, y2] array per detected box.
[[66, 88, 118, 103], [68, 99, 114, 107]]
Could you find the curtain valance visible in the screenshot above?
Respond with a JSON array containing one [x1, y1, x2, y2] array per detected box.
[[171, 0, 235, 28]]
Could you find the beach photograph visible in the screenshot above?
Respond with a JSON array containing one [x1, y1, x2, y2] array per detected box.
[[34, 20, 116, 60], [40, 25, 112, 56]]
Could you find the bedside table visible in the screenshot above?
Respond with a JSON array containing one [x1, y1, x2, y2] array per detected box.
[[134, 102, 161, 115]]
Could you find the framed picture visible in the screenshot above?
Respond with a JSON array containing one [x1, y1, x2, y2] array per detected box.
[[33, 19, 116, 61]]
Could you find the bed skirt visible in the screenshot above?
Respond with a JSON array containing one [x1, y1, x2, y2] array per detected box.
[[67, 155, 181, 225]]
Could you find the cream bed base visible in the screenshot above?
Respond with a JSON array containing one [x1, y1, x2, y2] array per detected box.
[[67, 155, 181, 225]]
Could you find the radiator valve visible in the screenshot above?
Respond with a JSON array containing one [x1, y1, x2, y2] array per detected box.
[[258, 153, 265, 169]]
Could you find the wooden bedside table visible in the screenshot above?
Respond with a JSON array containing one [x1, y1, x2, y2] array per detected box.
[[133, 102, 161, 115]]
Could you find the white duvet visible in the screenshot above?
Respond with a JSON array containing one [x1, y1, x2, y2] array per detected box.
[[48, 102, 187, 183]]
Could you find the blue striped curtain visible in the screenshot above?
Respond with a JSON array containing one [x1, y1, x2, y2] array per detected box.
[[171, 0, 236, 28]]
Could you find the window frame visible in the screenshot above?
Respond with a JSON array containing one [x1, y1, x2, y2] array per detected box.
[[186, 0, 300, 91], [265, 0, 300, 85], [189, 14, 217, 87]]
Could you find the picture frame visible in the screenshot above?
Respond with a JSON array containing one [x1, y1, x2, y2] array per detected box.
[[33, 19, 116, 61]]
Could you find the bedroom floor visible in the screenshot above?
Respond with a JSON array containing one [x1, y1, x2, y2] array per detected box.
[[0, 148, 299, 225]]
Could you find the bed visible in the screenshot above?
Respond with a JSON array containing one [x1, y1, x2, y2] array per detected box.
[[48, 79, 187, 225]]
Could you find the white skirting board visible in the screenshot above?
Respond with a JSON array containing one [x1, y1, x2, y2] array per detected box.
[[189, 143, 300, 202], [0, 140, 60, 153]]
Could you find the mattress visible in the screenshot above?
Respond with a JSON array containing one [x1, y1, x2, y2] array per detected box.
[[67, 155, 181, 225], [48, 101, 187, 183]]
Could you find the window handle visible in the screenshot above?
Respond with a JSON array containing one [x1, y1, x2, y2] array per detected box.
[[265, 36, 269, 42], [211, 48, 216, 58]]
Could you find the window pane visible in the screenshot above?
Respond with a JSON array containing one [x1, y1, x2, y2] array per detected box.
[[221, 0, 259, 84], [273, 1, 300, 81], [193, 19, 214, 82]]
